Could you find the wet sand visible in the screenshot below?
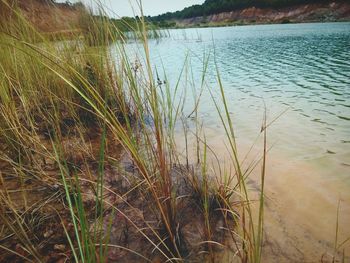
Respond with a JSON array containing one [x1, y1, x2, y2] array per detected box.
[[261, 150, 350, 262], [174, 110, 350, 262]]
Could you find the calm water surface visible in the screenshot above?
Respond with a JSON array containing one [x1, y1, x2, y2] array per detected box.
[[121, 22, 350, 262]]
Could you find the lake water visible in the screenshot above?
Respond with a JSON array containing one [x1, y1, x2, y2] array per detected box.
[[122, 22, 350, 262]]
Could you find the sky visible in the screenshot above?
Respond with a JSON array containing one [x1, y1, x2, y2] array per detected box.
[[57, 0, 205, 17]]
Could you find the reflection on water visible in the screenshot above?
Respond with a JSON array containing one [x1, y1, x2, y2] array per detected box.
[[120, 22, 350, 262]]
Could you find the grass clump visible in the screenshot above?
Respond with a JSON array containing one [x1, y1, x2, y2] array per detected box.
[[0, 1, 267, 262]]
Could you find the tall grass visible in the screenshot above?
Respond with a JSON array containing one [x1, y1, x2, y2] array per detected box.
[[0, 0, 267, 262]]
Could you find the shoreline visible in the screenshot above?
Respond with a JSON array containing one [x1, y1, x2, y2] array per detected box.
[[153, 2, 350, 30], [161, 19, 350, 30], [1, 1, 349, 262]]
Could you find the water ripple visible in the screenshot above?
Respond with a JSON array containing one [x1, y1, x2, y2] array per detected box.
[[124, 22, 350, 148]]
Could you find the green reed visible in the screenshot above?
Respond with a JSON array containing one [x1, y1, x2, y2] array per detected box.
[[0, 0, 267, 262]]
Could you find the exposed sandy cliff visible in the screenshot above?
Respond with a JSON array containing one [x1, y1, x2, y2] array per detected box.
[[0, 0, 84, 33], [176, 2, 350, 26]]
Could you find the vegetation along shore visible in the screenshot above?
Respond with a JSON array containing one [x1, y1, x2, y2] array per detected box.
[[0, 0, 349, 262], [150, 0, 350, 28], [0, 0, 267, 262]]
